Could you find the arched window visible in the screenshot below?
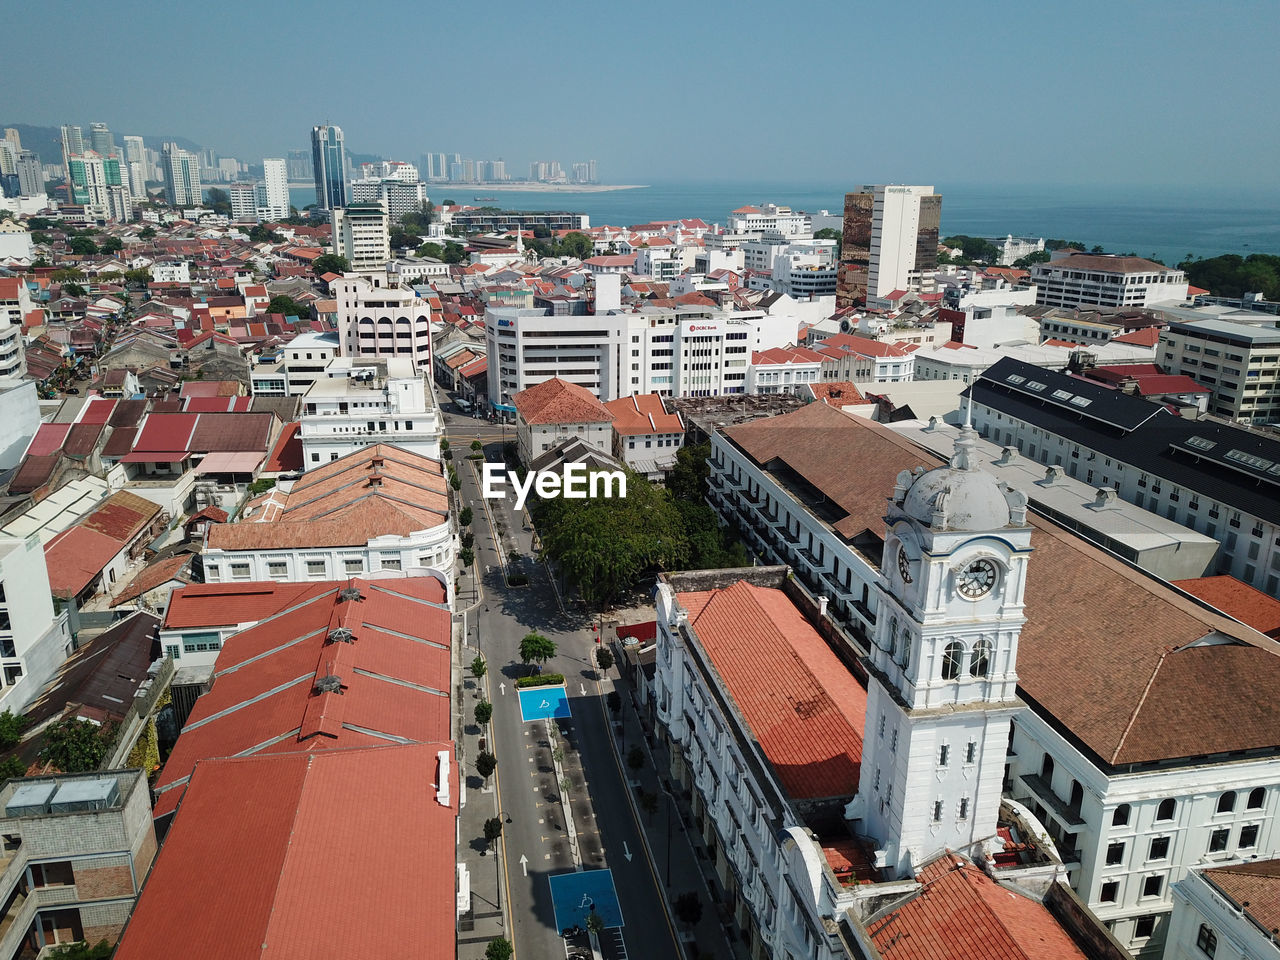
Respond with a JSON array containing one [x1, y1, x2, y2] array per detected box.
[[1041, 754, 1055, 781], [899, 626, 911, 670], [1247, 787, 1265, 809], [1217, 791, 1236, 814], [1112, 804, 1130, 826], [970, 638, 993, 678], [887, 619, 897, 661], [942, 642, 964, 680], [1069, 781, 1083, 814], [1196, 924, 1217, 957], [1157, 798, 1176, 821]]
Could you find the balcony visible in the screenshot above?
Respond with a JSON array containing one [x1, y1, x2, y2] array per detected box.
[[1018, 773, 1085, 827], [779, 526, 800, 545]]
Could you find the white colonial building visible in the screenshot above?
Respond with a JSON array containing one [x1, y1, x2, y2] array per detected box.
[[332, 273, 435, 374], [1164, 860, 1280, 960], [1030, 252, 1188, 309], [299, 356, 440, 466], [512, 377, 613, 465]]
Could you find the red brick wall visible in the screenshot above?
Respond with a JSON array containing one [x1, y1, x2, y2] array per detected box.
[[72, 863, 133, 900], [81, 922, 124, 945]]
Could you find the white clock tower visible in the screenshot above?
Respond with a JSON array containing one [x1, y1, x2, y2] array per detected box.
[[845, 418, 1032, 878]]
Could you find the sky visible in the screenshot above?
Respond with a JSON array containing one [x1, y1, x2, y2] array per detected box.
[[5, 0, 1278, 190]]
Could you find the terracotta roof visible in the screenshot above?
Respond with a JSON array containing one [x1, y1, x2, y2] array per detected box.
[[603, 393, 683, 437], [44, 526, 125, 597], [1043, 252, 1173, 274], [8, 455, 59, 495], [752, 345, 825, 365], [806, 381, 869, 406], [1200, 859, 1280, 944], [206, 444, 448, 551], [514, 377, 612, 426], [152, 578, 451, 818], [263, 421, 303, 473], [26, 423, 71, 458], [184, 506, 229, 526], [82, 490, 161, 543], [725, 403, 1280, 766], [1174, 576, 1280, 639], [111, 554, 193, 607], [816, 332, 914, 359], [867, 854, 1088, 959], [1109, 328, 1161, 347], [117, 743, 457, 960], [163, 581, 335, 630], [677, 581, 864, 799]]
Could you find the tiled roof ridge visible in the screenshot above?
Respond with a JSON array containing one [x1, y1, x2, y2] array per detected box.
[[291, 491, 448, 526], [1109, 650, 1168, 764], [280, 469, 447, 516]]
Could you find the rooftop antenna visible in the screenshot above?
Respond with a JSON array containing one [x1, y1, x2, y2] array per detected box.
[[954, 390, 977, 471]]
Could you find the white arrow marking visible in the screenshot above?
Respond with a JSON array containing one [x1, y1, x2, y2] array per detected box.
[[623, 841, 633, 862], [519, 854, 528, 876], [499, 682, 506, 696], [580, 683, 586, 696]]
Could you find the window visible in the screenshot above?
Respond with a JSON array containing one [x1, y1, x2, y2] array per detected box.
[[879, 714, 886, 738], [1113, 804, 1130, 826], [970, 639, 992, 678], [381, 557, 401, 571], [1142, 875, 1163, 898], [305, 560, 326, 578], [1148, 836, 1169, 860], [1156, 798, 1176, 821], [932, 800, 942, 822], [344, 559, 364, 574], [1196, 924, 1217, 957], [1240, 824, 1259, 848], [1041, 754, 1055, 781], [1135, 916, 1156, 939], [942, 641, 964, 680], [267, 561, 287, 578], [230, 563, 251, 581], [1106, 842, 1125, 865], [166, 644, 181, 661], [1208, 828, 1229, 853], [3, 665, 21, 686], [938, 745, 949, 767], [1247, 787, 1265, 809], [965, 741, 976, 764], [1217, 791, 1236, 814], [1100, 881, 1118, 903], [958, 797, 969, 819]]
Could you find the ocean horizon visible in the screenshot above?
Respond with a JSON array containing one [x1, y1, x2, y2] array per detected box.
[[288, 180, 1280, 267]]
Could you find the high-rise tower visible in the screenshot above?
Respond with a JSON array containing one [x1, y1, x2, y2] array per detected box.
[[837, 184, 940, 308], [311, 124, 348, 211]]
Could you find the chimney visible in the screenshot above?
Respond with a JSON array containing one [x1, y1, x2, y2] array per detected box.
[[817, 596, 829, 618], [997, 447, 1018, 465]]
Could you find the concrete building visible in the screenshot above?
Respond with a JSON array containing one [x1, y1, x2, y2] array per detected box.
[[992, 235, 1046, 266], [250, 330, 342, 397], [1158, 318, 1280, 423], [0, 535, 73, 712], [0, 277, 30, 378], [968, 356, 1280, 595], [332, 273, 434, 373], [68, 152, 131, 223], [349, 176, 429, 220], [0, 379, 39, 469], [258, 157, 288, 220], [121, 136, 147, 196], [837, 185, 940, 307], [310, 123, 347, 211], [726, 203, 810, 237], [0, 770, 157, 957], [603, 392, 684, 478], [812, 333, 916, 384], [746, 345, 824, 395], [15, 151, 42, 198], [298, 356, 440, 463], [1031, 252, 1188, 309], [161, 143, 201, 208], [59, 125, 83, 182], [228, 182, 257, 221], [513, 377, 613, 464], [331, 202, 390, 274], [1165, 860, 1280, 960]]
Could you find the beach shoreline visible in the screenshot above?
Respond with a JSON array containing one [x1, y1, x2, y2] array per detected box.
[[454, 183, 648, 194]]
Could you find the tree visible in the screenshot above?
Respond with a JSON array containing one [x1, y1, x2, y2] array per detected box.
[[560, 232, 594, 260], [267, 294, 310, 318], [1012, 250, 1051, 268], [813, 226, 842, 258], [595, 646, 614, 673], [627, 746, 645, 771], [0, 709, 27, 750], [138, 226, 156, 240], [389, 227, 419, 250], [64, 282, 86, 298], [248, 223, 284, 244], [0, 755, 27, 779], [45, 942, 113, 960], [475, 750, 497, 784], [607, 690, 621, 714], [100, 236, 123, 254], [459, 506, 473, 527], [1181, 253, 1280, 301], [474, 701, 493, 727], [941, 235, 1003, 264], [471, 438, 484, 452], [669, 443, 711, 502], [312, 253, 350, 277], [471, 655, 487, 679], [519, 632, 556, 670], [462, 532, 475, 549], [440, 240, 468, 264], [451, 473, 463, 491], [586, 911, 606, 936], [638, 789, 658, 823], [460, 547, 475, 567], [68, 236, 98, 256], [483, 815, 503, 850], [416, 241, 444, 259], [39, 718, 113, 773], [484, 939, 513, 960], [674, 892, 703, 928], [205, 187, 232, 216]]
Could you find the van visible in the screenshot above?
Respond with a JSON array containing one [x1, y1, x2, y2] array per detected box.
[[455, 398, 472, 413]]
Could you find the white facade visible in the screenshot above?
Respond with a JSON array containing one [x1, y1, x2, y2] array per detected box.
[[633, 244, 686, 281], [149, 260, 190, 284], [162, 143, 202, 207], [863, 184, 937, 301], [0, 536, 72, 712], [333, 273, 434, 373], [1031, 253, 1189, 309], [258, 158, 289, 220], [1158, 319, 1280, 424], [299, 357, 440, 465], [519, 419, 613, 463], [993, 235, 1045, 266], [331, 202, 390, 274], [229, 182, 257, 221], [726, 203, 810, 237], [0, 280, 30, 378], [746, 353, 823, 395], [1165, 864, 1280, 960], [350, 178, 429, 220], [0, 380, 39, 469]]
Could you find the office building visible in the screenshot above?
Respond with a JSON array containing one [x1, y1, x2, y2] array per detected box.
[[15, 150, 42, 197], [59, 125, 83, 181], [258, 157, 288, 220], [349, 176, 428, 220], [161, 142, 202, 207], [285, 149, 312, 180], [68, 152, 131, 222], [332, 273, 434, 372], [1158, 318, 1280, 423], [2, 129, 19, 151], [88, 121, 116, 157], [122, 135, 147, 196], [331, 201, 390, 273], [1030, 252, 1188, 309], [310, 123, 348, 211], [837, 184, 940, 308], [229, 182, 257, 221]]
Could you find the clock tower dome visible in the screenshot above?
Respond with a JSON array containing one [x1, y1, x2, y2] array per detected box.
[[846, 415, 1032, 878]]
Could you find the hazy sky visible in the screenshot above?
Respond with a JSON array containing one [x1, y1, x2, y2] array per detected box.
[[7, 0, 1277, 188]]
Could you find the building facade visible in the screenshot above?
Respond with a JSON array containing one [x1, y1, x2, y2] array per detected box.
[[1030, 253, 1188, 309], [258, 157, 288, 220], [332, 274, 434, 373], [161, 143, 201, 208], [331, 202, 390, 274], [837, 185, 940, 307], [0, 535, 72, 712], [310, 123, 347, 211], [1164, 861, 1280, 960], [1158, 319, 1280, 423]]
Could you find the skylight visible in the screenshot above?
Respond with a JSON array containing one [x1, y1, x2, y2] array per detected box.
[[1185, 436, 1216, 451], [1007, 374, 1026, 384], [1052, 389, 1073, 400], [1026, 381, 1047, 392], [1225, 449, 1275, 471], [1069, 396, 1092, 408]]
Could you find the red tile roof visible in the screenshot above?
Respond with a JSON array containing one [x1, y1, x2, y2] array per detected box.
[[81, 490, 160, 543], [677, 581, 865, 799], [816, 332, 914, 359], [152, 578, 451, 818], [117, 743, 457, 960], [44, 526, 125, 598], [867, 854, 1088, 959], [806, 381, 870, 406], [163, 581, 336, 630], [603, 393, 683, 437], [78, 398, 117, 424], [133, 412, 198, 453], [1200, 859, 1280, 943], [752, 345, 825, 365], [514, 377, 613, 426], [263, 420, 303, 473], [110, 554, 193, 607], [1174, 576, 1280, 639], [26, 423, 71, 458]]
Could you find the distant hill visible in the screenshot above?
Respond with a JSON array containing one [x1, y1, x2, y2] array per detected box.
[[0, 123, 202, 163]]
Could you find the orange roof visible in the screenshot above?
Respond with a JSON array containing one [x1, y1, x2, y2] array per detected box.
[[603, 393, 683, 436], [731, 205, 762, 214], [110, 554, 192, 607], [117, 743, 457, 960], [866, 854, 1088, 959], [514, 377, 613, 426], [752, 345, 825, 365], [816, 333, 913, 359], [263, 421, 302, 473], [677, 581, 864, 799], [807, 381, 869, 406], [44, 527, 125, 598], [1174, 576, 1280, 639], [1111, 327, 1161, 347]]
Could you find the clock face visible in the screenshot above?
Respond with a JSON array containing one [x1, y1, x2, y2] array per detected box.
[[897, 544, 913, 583], [957, 558, 998, 599]]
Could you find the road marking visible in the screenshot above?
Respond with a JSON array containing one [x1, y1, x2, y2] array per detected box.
[[623, 841, 633, 862], [519, 854, 528, 877], [499, 682, 506, 696]]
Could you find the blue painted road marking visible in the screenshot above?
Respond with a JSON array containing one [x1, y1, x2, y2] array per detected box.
[[518, 684, 571, 722], [548, 869, 624, 931]]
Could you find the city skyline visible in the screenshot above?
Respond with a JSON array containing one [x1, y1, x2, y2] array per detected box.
[[4, 0, 1277, 190]]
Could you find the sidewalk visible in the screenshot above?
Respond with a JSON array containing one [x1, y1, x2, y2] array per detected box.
[[597, 643, 749, 960]]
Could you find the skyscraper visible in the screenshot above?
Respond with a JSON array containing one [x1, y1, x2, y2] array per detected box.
[[16, 151, 43, 197], [68, 152, 131, 222], [162, 142, 202, 207], [89, 122, 116, 158], [2, 130, 19, 151], [311, 124, 348, 211], [836, 184, 940, 307], [331, 202, 390, 273], [287, 150, 313, 180], [60, 125, 84, 181], [258, 158, 289, 220], [122, 136, 148, 197]]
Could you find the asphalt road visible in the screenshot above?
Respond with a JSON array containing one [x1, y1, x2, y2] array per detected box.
[[456, 437, 679, 960]]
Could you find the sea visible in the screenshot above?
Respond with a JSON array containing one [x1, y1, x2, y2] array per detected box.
[[288, 181, 1280, 267]]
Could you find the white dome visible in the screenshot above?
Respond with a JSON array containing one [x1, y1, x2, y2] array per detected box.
[[901, 465, 1011, 531]]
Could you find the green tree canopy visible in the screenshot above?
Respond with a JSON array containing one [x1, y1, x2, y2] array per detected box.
[[470, 654, 487, 678], [249, 223, 284, 244], [518, 632, 557, 669], [205, 187, 232, 216], [39, 718, 113, 773], [813, 227, 842, 258], [440, 241, 468, 264], [560, 232, 594, 260], [312, 253, 350, 277], [267, 294, 310, 318], [389, 227, 420, 250], [0, 709, 28, 750], [138, 226, 156, 240], [1180, 253, 1280, 301], [941, 235, 1003, 264], [68, 236, 98, 256], [416, 241, 444, 259], [474, 701, 493, 726], [1012, 250, 1051, 268], [45, 941, 113, 960], [483, 815, 503, 849], [475, 750, 497, 783], [100, 236, 123, 254], [674, 891, 703, 927], [484, 939, 513, 960], [595, 646, 614, 672]]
